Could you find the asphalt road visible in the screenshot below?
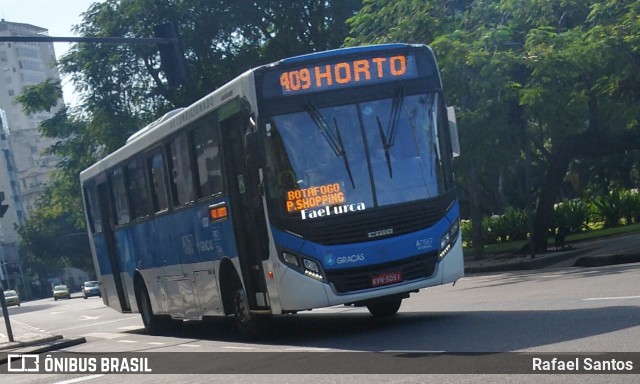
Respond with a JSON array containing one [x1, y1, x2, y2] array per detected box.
[[1, 262, 639, 383]]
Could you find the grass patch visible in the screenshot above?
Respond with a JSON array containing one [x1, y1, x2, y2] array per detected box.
[[565, 222, 640, 242], [464, 223, 640, 256]]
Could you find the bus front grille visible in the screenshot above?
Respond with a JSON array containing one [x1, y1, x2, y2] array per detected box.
[[324, 251, 439, 294], [307, 206, 441, 245]]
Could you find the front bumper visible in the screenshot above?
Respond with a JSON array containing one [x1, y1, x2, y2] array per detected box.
[[5, 298, 20, 307], [84, 289, 101, 297], [274, 235, 464, 311]]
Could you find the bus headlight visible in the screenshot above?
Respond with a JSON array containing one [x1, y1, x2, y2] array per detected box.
[[303, 258, 324, 281], [282, 252, 299, 267], [303, 258, 320, 273], [439, 219, 460, 259], [281, 252, 325, 282]]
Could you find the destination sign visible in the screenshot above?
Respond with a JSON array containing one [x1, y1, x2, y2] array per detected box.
[[262, 53, 419, 98], [286, 183, 345, 213]]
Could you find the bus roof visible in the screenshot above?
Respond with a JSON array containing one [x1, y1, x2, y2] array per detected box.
[[80, 69, 257, 182], [274, 43, 427, 66]]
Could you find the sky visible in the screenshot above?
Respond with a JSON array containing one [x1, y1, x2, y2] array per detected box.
[[0, 0, 101, 104]]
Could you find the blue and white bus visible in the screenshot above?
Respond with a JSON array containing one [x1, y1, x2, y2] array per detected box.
[[80, 43, 463, 337]]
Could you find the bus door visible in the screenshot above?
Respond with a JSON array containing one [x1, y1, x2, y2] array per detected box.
[[97, 181, 131, 312], [220, 112, 270, 311]]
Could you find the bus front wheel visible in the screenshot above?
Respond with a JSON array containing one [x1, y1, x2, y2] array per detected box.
[[233, 287, 263, 339], [367, 299, 402, 317]]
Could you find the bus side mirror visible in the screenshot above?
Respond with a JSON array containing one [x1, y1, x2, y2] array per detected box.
[[447, 106, 460, 158]]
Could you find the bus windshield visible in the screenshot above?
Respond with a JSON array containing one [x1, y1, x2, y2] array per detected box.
[[266, 91, 450, 221]]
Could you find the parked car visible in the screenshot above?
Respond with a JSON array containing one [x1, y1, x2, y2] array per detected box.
[[81, 281, 101, 299], [3, 290, 20, 307], [53, 285, 71, 301]]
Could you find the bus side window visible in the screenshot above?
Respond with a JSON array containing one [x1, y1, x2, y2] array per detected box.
[[126, 158, 151, 219], [191, 122, 223, 198], [84, 183, 102, 233], [147, 151, 170, 213], [109, 166, 130, 225], [166, 134, 195, 206]]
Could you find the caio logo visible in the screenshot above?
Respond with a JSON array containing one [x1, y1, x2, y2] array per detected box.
[[368, 228, 394, 239]]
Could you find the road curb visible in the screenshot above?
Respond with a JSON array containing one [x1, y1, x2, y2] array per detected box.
[[465, 250, 640, 274], [573, 253, 640, 268], [0, 336, 87, 365], [464, 248, 586, 274], [0, 335, 62, 352]]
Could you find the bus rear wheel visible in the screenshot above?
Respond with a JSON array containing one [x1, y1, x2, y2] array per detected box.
[[367, 299, 402, 317], [136, 280, 173, 335]]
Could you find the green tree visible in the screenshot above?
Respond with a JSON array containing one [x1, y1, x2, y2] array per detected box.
[[348, 0, 524, 257], [347, 0, 640, 253], [15, 0, 361, 274], [15, 80, 94, 279], [523, 0, 640, 250], [59, 0, 362, 151]]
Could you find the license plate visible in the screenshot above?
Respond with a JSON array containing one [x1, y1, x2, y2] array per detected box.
[[372, 271, 402, 287]]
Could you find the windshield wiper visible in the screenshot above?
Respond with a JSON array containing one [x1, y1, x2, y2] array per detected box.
[[376, 116, 393, 178], [304, 101, 355, 188], [333, 117, 355, 189], [388, 86, 405, 147], [377, 87, 405, 178]]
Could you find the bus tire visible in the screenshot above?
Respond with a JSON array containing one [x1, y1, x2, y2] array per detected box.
[[233, 287, 262, 339], [366, 299, 402, 317], [136, 279, 173, 335]]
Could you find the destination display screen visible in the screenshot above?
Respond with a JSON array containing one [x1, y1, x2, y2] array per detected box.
[[262, 53, 420, 98]]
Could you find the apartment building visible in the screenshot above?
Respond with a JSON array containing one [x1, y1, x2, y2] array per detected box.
[[0, 20, 62, 290]]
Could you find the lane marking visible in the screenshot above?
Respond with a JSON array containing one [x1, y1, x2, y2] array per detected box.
[[82, 332, 128, 340], [117, 325, 143, 331], [177, 344, 202, 348], [54, 316, 139, 332], [223, 346, 257, 350], [284, 347, 334, 351], [381, 350, 446, 353], [147, 342, 166, 345], [117, 340, 138, 343], [54, 374, 105, 384], [583, 295, 640, 301]]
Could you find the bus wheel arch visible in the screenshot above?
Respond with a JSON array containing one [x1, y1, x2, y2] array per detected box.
[[219, 258, 242, 316]]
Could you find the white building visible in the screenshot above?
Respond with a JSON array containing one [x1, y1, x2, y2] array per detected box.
[[0, 20, 62, 291], [0, 108, 24, 287]]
